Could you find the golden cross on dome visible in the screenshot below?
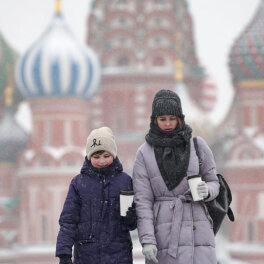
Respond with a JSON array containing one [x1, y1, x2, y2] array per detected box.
[[55, 0, 62, 14], [4, 86, 13, 107]]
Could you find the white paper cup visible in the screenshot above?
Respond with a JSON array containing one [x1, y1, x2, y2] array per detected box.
[[187, 175, 203, 201], [120, 190, 134, 216]]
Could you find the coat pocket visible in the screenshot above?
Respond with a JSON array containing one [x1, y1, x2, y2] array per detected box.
[[201, 201, 214, 229]]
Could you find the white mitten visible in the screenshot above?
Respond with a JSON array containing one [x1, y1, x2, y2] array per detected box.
[[197, 181, 209, 199], [142, 243, 158, 263]]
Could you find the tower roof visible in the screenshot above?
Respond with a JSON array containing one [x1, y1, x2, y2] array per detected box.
[[0, 33, 23, 111], [0, 110, 28, 163], [0, 87, 28, 163], [229, 1, 264, 84], [16, 7, 101, 99]]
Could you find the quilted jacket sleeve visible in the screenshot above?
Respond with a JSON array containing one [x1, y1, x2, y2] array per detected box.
[[132, 148, 157, 246], [56, 177, 81, 257], [197, 136, 220, 202]]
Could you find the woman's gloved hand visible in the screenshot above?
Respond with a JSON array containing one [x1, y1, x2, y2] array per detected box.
[[142, 243, 158, 263], [197, 181, 209, 199], [59, 255, 72, 264]]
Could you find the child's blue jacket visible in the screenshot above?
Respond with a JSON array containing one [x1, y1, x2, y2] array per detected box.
[[56, 156, 136, 264]]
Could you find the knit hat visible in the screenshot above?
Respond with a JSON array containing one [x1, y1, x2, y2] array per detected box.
[[151, 89, 184, 119], [86, 127, 117, 160]]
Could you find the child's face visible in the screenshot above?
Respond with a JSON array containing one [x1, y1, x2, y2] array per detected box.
[[91, 151, 114, 169]]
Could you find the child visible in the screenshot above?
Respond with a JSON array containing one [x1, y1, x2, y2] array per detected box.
[[56, 127, 137, 264]]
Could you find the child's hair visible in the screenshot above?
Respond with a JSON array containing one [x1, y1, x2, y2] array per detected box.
[[91, 150, 107, 157], [86, 127, 117, 160]]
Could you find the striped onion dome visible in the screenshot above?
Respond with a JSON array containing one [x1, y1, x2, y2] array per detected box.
[[16, 12, 101, 99], [229, 0, 264, 85], [0, 108, 28, 163]]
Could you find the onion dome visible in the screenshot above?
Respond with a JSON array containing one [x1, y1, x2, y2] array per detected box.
[[16, 1, 101, 99], [0, 33, 23, 112], [0, 87, 28, 163], [229, 1, 264, 85]]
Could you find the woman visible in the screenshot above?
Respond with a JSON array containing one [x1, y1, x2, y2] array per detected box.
[[132, 89, 219, 264]]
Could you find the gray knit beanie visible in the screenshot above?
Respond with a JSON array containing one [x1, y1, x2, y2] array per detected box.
[[151, 89, 184, 119], [86, 127, 117, 160]]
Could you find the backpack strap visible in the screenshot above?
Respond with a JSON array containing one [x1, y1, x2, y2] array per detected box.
[[193, 137, 202, 177], [194, 137, 235, 223]]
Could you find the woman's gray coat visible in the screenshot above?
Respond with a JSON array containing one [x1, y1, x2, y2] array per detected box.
[[133, 136, 220, 264]]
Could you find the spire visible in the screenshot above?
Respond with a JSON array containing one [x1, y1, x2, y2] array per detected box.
[[174, 59, 183, 81], [55, 0, 62, 15], [174, 33, 183, 82], [4, 66, 13, 109], [4, 86, 13, 108]]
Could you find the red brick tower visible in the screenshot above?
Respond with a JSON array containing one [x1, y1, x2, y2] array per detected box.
[[86, 0, 212, 171]]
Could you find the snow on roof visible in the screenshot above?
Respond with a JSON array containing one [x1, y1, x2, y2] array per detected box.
[[103, 66, 174, 75], [243, 127, 258, 138], [43, 146, 85, 160], [229, 242, 264, 254], [253, 133, 264, 153], [215, 234, 255, 264]]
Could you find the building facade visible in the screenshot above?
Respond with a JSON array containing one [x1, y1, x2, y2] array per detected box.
[[213, 1, 264, 263], [0, 0, 220, 263], [86, 0, 215, 172]]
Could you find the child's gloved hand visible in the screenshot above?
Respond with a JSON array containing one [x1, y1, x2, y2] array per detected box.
[[59, 255, 72, 264], [197, 181, 209, 199], [122, 202, 137, 230], [142, 243, 158, 263]]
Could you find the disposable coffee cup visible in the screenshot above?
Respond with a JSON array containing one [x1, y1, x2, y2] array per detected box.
[[187, 175, 203, 201], [120, 190, 134, 216]]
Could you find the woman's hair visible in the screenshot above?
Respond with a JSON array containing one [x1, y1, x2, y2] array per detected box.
[[176, 117, 182, 128]]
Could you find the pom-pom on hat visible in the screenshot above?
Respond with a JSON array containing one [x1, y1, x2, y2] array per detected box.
[[151, 89, 184, 119], [86, 127, 117, 160]]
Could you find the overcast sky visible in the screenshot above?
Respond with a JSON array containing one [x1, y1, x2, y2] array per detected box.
[[0, 0, 261, 129]]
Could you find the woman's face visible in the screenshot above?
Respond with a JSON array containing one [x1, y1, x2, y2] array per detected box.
[[156, 115, 179, 132]]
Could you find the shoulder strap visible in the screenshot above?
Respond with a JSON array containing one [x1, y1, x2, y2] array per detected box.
[[193, 137, 202, 176]]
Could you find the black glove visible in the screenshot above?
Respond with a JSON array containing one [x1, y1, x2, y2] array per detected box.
[[59, 255, 72, 264], [122, 202, 137, 230]]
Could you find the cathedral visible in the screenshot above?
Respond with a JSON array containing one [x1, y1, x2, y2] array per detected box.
[[0, 0, 263, 263]]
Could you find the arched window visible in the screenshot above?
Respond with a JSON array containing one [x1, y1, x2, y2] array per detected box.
[[153, 57, 165, 66], [41, 215, 48, 241], [118, 57, 129, 66], [247, 221, 254, 242]]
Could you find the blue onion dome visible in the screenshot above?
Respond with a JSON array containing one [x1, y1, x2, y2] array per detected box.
[[16, 7, 101, 99], [0, 33, 23, 112], [0, 87, 28, 163], [229, 0, 264, 86]]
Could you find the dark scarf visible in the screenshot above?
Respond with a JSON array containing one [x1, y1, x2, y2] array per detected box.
[[82, 156, 123, 178], [145, 121, 192, 191]]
